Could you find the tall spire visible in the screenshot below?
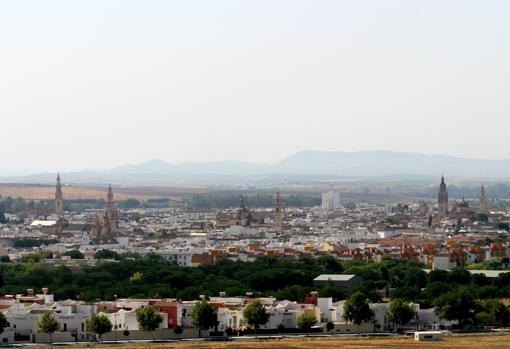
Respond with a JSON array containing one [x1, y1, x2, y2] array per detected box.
[[274, 192, 283, 232], [438, 175, 448, 219], [480, 184, 488, 213], [104, 184, 119, 238], [107, 184, 114, 203], [55, 173, 64, 217], [55, 174, 62, 195]]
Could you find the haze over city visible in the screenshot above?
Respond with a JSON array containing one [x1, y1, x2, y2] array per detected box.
[[2, 2, 510, 348], [2, 0, 510, 172]]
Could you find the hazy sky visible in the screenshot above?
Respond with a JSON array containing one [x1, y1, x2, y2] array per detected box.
[[1, 1, 509, 172]]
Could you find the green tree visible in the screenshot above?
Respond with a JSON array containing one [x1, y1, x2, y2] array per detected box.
[[242, 300, 269, 336], [490, 301, 510, 327], [192, 300, 217, 338], [39, 311, 60, 344], [296, 313, 317, 336], [173, 325, 183, 335], [317, 255, 343, 273], [63, 249, 84, 259], [319, 286, 348, 302], [94, 249, 120, 260], [495, 222, 510, 231], [478, 299, 510, 327], [0, 313, 8, 334], [13, 239, 59, 248], [474, 213, 488, 222], [22, 251, 53, 263], [277, 323, 285, 333], [447, 268, 471, 285], [143, 252, 168, 264], [136, 307, 163, 341], [388, 299, 416, 332], [0, 204, 6, 224], [118, 198, 141, 209], [475, 311, 492, 327], [434, 288, 476, 328], [326, 321, 335, 335], [486, 258, 504, 270], [129, 272, 144, 282], [86, 314, 112, 342], [343, 291, 374, 335]]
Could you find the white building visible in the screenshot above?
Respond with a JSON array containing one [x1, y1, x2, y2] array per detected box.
[[321, 191, 342, 210], [432, 255, 450, 270], [4, 300, 95, 343], [101, 308, 168, 332], [317, 297, 336, 323], [377, 230, 401, 239], [217, 308, 242, 331], [262, 301, 320, 330]]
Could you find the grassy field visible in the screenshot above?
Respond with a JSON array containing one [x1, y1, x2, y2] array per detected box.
[[76, 335, 510, 349]]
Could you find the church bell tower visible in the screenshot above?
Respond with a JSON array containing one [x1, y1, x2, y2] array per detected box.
[[55, 173, 64, 217], [437, 175, 449, 219]]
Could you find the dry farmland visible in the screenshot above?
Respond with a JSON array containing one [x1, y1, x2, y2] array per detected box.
[[67, 334, 510, 349]]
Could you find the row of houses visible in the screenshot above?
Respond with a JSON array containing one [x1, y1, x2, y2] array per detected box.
[[0, 288, 453, 344]]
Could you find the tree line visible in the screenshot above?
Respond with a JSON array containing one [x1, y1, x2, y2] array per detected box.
[[0, 194, 321, 217], [0, 196, 174, 217], [0, 255, 509, 329], [186, 194, 321, 209]]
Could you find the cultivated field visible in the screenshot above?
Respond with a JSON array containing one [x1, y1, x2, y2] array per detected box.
[[0, 184, 204, 202], [0, 185, 147, 201]]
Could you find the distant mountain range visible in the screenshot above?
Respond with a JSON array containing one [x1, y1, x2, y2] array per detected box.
[[2, 150, 510, 186]]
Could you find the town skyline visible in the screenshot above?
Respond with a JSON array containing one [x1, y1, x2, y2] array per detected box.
[[2, 1, 510, 346], [1, 163, 509, 344]]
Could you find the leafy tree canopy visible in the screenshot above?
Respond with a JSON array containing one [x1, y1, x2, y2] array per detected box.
[[63, 249, 84, 259], [388, 299, 416, 330], [343, 291, 374, 334], [296, 313, 317, 335], [38, 311, 60, 343], [192, 300, 217, 336], [136, 306, 163, 340], [86, 314, 112, 340], [242, 300, 269, 333]]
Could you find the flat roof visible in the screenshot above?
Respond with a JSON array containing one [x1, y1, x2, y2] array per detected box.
[[313, 274, 357, 282], [469, 270, 509, 278], [423, 268, 509, 278], [30, 220, 57, 227]]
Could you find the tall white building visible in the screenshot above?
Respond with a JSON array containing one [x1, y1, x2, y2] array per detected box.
[[321, 190, 341, 210]]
